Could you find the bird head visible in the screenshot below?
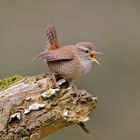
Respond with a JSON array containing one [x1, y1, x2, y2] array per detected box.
[[76, 42, 102, 65]]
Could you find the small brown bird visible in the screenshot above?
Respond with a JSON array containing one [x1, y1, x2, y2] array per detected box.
[[34, 26, 102, 89]]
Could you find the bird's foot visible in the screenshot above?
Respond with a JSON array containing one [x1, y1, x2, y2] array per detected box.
[[68, 80, 81, 104], [50, 75, 67, 89], [73, 92, 81, 104], [50, 74, 59, 88]]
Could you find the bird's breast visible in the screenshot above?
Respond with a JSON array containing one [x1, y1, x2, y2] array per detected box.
[[64, 58, 93, 80], [78, 59, 92, 75]]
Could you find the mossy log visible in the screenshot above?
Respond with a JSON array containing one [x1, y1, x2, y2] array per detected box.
[[0, 74, 97, 140]]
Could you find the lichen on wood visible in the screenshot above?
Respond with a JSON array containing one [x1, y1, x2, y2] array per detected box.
[[0, 75, 23, 90], [0, 74, 97, 140]]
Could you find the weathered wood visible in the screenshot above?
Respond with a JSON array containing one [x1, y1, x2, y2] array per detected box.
[[0, 74, 97, 140]]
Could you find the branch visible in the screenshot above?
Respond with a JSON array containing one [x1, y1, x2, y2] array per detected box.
[[0, 74, 98, 140]]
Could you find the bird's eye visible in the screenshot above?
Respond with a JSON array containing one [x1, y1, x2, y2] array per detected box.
[[85, 50, 89, 53]]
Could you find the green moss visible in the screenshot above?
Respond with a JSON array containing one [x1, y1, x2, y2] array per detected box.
[[0, 75, 23, 91]]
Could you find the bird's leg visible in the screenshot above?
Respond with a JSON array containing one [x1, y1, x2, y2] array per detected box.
[[68, 80, 81, 103], [50, 74, 58, 88], [42, 72, 57, 88]]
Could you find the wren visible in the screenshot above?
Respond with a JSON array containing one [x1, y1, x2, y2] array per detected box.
[[34, 26, 102, 97]]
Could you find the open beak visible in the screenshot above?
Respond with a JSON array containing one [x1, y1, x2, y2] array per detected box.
[[92, 58, 100, 65], [90, 51, 101, 65], [95, 51, 103, 55]]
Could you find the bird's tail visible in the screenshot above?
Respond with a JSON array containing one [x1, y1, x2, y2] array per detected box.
[[46, 26, 59, 50]]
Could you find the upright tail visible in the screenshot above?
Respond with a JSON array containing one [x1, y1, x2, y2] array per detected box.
[[32, 26, 59, 61], [46, 26, 59, 50]]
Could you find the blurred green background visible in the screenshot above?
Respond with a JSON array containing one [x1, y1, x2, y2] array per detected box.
[[0, 0, 140, 140]]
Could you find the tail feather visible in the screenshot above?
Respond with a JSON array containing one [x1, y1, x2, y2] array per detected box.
[[32, 26, 59, 62], [46, 26, 59, 50]]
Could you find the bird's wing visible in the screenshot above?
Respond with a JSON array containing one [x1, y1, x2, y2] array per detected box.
[[40, 48, 74, 62]]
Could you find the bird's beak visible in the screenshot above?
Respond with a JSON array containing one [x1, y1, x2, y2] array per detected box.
[[95, 51, 103, 55], [90, 51, 101, 65], [92, 58, 100, 65]]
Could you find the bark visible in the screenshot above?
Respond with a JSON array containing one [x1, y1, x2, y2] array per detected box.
[[0, 74, 98, 140]]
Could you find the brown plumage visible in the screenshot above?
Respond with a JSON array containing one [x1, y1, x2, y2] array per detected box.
[[46, 26, 59, 50], [40, 44, 100, 80], [36, 26, 101, 80]]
